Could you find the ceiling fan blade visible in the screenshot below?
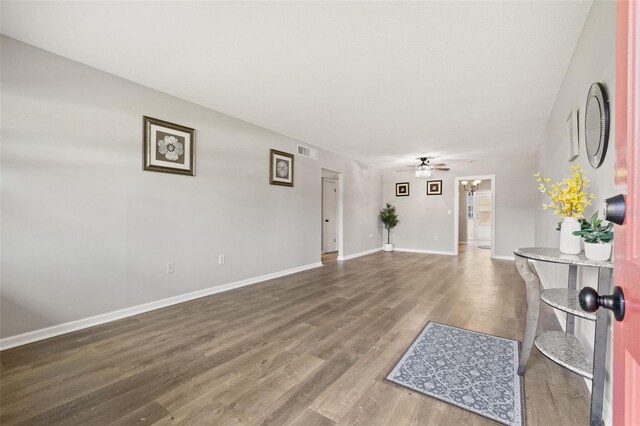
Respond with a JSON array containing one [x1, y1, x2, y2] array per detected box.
[[395, 169, 414, 172], [429, 163, 447, 166], [433, 167, 450, 171]]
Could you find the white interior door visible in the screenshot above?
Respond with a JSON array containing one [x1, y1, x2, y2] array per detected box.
[[474, 191, 492, 242], [322, 179, 338, 253]]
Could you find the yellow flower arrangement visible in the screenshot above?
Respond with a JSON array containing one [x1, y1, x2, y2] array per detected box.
[[534, 165, 595, 218]]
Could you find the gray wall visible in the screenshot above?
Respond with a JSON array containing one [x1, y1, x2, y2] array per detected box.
[[534, 1, 615, 422], [382, 158, 536, 257], [0, 37, 383, 339]]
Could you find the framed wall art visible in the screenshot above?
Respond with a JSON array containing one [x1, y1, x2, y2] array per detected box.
[[426, 180, 442, 195], [566, 109, 579, 161], [143, 116, 195, 176], [396, 182, 410, 197], [269, 149, 294, 187]]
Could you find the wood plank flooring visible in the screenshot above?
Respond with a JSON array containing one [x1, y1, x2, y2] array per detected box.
[[0, 246, 590, 425]]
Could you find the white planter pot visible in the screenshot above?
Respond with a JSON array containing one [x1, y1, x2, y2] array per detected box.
[[584, 242, 612, 261], [560, 217, 582, 254], [383, 243, 393, 252]]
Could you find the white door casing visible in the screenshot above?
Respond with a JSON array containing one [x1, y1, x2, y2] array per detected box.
[[453, 175, 496, 258]]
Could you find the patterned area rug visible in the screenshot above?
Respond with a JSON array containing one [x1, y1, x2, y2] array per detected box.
[[386, 322, 523, 426]]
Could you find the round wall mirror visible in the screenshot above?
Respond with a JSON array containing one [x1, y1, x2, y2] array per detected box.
[[584, 82, 610, 168]]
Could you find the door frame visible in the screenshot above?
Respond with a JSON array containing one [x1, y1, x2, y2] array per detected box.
[[453, 174, 496, 259], [321, 169, 344, 260], [321, 177, 338, 253]]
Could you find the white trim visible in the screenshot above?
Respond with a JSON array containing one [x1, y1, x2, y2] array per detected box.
[[337, 246, 382, 261], [602, 394, 612, 426], [466, 240, 491, 246], [492, 254, 515, 261], [453, 174, 496, 259], [394, 247, 456, 256], [0, 261, 323, 351]]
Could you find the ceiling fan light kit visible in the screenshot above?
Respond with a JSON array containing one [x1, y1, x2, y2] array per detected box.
[[413, 157, 447, 179], [395, 156, 451, 178], [415, 165, 432, 179]]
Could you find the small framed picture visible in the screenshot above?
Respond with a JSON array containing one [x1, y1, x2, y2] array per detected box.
[[143, 116, 195, 176], [269, 149, 294, 187], [396, 182, 410, 197], [567, 109, 579, 161], [426, 180, 442, 195]]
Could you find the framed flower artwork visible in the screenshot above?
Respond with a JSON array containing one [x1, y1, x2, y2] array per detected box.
[[269, 149, 294, 187], [143, 116, 195, 176], [426, 180, 442, 195], [396, 182, 409, 196]]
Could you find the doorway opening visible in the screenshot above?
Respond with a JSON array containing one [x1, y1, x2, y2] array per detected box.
[[454, 175, 496, 259], [321, 169, 343, 263]]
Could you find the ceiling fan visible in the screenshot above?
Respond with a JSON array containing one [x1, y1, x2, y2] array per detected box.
[[396, 157, 451, 179]]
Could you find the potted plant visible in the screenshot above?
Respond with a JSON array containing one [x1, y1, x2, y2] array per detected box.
[[556, 217, 589, 250], [573, 212, 613, 261], [535, 165, 595, 254], [379, 203, 399, 252]]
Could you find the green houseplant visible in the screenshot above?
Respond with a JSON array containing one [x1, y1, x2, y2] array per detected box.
[[572, 211, 613, 261], [379, 203, 399, 252]]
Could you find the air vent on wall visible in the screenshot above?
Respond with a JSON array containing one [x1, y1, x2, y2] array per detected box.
[[297, 144, 318, 160]]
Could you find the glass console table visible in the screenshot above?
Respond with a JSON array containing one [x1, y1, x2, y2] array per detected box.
[[513, 247, 613, 426]]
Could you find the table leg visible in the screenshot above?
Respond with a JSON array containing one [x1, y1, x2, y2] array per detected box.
[[566, 264, 577, 334], [515, 256, 540, 375], [589, 268, 612, 426]]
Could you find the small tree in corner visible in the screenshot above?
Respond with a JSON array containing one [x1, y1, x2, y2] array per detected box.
[[379, 203, 399, 252]]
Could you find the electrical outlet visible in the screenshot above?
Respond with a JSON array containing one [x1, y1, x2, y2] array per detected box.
[[167, 263, 175, 274], [369, 234, 374, 238], [218, 255, 225, 265], [434, 235, 439, 241], [447, 210, 452, 215]]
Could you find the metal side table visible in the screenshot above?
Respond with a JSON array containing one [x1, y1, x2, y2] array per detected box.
[[513, 247, 613, 426]]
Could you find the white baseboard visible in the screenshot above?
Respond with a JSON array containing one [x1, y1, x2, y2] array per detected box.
[[393, 248, 456, 256], [0, 261, 323, 351], [492, 254, 515, 261], [466, 240, 491, 246], [337, 247, 382, 261]]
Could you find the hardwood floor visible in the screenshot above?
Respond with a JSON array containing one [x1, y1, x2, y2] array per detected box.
[[321, 251, 338, 265], [0, 246, 590, 425]]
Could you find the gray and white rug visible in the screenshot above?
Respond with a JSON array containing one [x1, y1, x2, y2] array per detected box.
[[386, 322, 523, 426]]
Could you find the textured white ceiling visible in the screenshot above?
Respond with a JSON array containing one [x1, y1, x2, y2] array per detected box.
[[1, 1, 592, 169]]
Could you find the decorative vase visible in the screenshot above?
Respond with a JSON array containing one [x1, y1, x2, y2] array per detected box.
[[383, 243, 393, 252], [584, 242, 612, 261], [560, 217, 582, 254]]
